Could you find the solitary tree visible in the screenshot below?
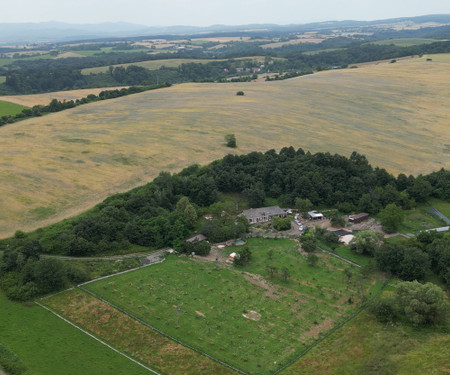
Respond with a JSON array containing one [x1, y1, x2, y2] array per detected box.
[[225, 134, 237, 148], [396, 281, 448, 325]]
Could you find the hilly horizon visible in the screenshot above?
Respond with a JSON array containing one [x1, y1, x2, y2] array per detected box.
[[0, 14, 449, 44]]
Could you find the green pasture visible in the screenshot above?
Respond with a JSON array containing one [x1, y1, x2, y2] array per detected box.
[[427, 198, 450, 219], [333, 245, 375, 266], [84, 238, 385, 374], [398, 205, 445, 234], [0, 100, 29, 116], [0, 292, 149, 375], [283, 306, 449, 375]]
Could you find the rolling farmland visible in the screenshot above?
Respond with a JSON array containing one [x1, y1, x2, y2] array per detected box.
[[0, 55, 449, 238]]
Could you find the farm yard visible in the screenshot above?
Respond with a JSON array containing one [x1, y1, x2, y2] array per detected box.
[[43, 238, 387, 374], [0, 55, 449, 238]]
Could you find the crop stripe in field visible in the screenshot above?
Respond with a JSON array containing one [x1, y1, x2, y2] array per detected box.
[[272, 276, 392, 374], [35, 301, 161, 375], [78, 286, 248, 375]]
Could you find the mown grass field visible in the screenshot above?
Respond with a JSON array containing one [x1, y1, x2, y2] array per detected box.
[[0, 292, 150, 375], [80, 238, 385, 374], [0, 55, 449, 237], [0, 100, 29, 116], [0, 86, 128, 107]]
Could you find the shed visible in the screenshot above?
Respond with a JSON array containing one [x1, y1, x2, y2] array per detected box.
[[308, 210, 324, 220], [349, 213, 369, 223]]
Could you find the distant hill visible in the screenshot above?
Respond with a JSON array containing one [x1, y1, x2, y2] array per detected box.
[[0, 14, 449, 44]]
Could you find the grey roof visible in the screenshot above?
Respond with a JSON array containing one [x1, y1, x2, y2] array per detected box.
[[241, 206, 285, 220], [186, 234, 207, 242]]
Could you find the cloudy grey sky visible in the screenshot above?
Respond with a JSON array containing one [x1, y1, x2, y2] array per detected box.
[[2, 0, 449, 25]]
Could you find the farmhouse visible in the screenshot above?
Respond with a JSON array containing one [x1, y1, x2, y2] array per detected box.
[[308, 210, 324, 220], [240, 206, 286, 224], [349, 212, 369, 223]]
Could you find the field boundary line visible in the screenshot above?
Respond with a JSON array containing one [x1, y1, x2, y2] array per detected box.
[[35, 301, 161, 375], [317, 246, 361, 268], [273, 276, 392, 374], [78, 258, 166, 287], [78, 285, 248, 375]]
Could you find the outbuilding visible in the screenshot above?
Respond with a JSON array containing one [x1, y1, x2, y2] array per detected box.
[[349, 213, 369, 223], [308, 210, 324, 220]]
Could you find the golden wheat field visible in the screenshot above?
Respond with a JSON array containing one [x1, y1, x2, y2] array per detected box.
[[0, 55, 449, 237], [0, 87, 128, 107]]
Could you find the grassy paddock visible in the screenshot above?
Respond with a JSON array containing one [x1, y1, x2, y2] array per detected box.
[[0, 57, 449, 237], [398, 206, 445, 234], [81, 238, 385, 374], [333, 245, 375, 266], [0, 292, 150, 375], [43, 289, 233, 375], [370, 38, 444, 47], [0, 100, 29, 117], [427, 198, 450, 219], [281, 300, 449, 374]]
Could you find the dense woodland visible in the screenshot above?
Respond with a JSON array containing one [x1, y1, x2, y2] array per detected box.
[[1, 149, 448, 300]]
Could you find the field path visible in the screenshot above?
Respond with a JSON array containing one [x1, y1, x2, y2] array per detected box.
[[430, 207, 450, 224], [0, 56, 449, 238]]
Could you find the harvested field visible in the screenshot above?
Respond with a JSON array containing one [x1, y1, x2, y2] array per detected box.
[[0, 87, 128, 107], [0, 56, 449, 237]]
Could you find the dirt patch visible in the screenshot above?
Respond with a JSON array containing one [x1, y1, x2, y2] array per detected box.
[[300, 318, 334, 340], [243, 310, 261, 321], [348, 218, 384, 234], [242, 272, 279, 300]]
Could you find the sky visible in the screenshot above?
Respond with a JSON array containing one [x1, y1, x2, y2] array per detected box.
[[1, 0, 449, 26]]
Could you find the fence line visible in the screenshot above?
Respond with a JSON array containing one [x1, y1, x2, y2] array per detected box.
[[35, 301, 161, 375], [79, 286, 248, 375]]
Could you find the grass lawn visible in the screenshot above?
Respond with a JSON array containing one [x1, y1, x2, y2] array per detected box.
[[0, 292, 150, 375], [333, 245, 375, 266], [82, 238, 386, 374], [0, 100, 29, 117], [427, 198, 450, 219], [398, 205, 445, 234], [0, 76, 5, 84], [281, 296, 450, 374]]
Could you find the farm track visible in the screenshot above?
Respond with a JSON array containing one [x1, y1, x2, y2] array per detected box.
[[41, 248, 168, 262]]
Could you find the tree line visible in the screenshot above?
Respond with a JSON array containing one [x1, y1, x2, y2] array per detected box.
[[0, 84, 170, 126]]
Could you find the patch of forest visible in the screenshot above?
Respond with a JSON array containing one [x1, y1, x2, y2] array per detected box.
[[0, 148, 448, 300]]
